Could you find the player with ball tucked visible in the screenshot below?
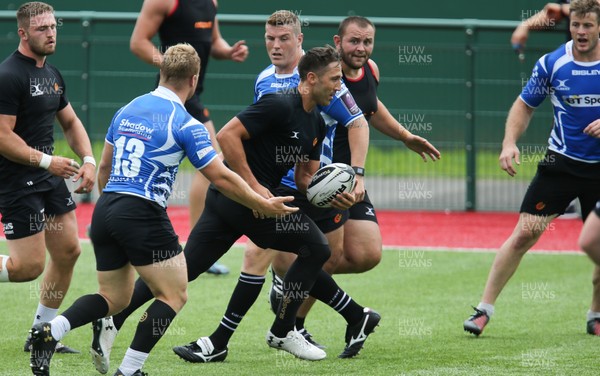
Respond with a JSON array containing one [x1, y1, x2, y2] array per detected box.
[[104, 45, 379, 363]]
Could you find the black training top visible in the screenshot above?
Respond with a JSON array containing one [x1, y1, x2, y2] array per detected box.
[[0, 50, 68, 193], [235, 89, 325, 190], [158, 0, 216, 96], [334, 61, 379, 165]]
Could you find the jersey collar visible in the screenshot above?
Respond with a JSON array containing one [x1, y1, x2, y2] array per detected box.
[[152, 86, 184, 106]]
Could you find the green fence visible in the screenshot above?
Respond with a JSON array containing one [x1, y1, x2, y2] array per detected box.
[[0, 11, 566, 211]]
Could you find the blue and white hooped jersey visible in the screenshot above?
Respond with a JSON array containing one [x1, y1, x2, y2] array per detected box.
[[253, 64, 364, 188], [520, 41, 600, 162], [103, 86, 218, 207]]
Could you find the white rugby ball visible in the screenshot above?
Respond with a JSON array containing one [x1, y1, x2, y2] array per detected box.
[[307, 163, 356, 208]]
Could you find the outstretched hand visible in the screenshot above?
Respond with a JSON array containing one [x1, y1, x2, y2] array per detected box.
[[403, 134, 441, 162]]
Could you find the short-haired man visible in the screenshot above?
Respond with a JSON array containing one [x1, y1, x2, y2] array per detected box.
[[0, 1, 96, 355], [28, 43, 296, 376]]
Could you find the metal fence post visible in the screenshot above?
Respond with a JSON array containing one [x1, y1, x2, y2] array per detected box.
[[80, 15, 92, 203], [464, 24, 476, 211]]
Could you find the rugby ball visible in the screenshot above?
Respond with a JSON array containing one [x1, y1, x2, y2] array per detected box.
[[307, 163, 356, 208]]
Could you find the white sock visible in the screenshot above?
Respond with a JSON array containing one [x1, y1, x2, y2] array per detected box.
[[49, 315, 71, 341], [32, 303, 59, 326], [587, 310, 600, 321], [119, 348, 149, 375], [0, 255, 9, 282], [477, 302, 495, 316]]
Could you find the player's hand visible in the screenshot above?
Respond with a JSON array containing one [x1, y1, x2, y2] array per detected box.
[[331, 191, 355, 210], [230, 40, 249, 62], [510, 24, 529, 53], [584, 119, 600, 138], [251, 183, 274, 218], [73, 162, 96, 194], [499, 143, 520, 177], [351, 175, 365, 203], [256, 195, 298, 218], [47, 156, 80, 180], [403, 134, 441, 161]]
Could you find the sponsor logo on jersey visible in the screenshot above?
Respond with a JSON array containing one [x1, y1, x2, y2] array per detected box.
[[563, 94, 600, 107], [196, 146, 213, 160], [554, 79, 570, 91], [194, 21, 213, 29], [535, 201, 546, 211], [571, 69, 600, 76], [290, 131, 299, 139], [270, 82, 292, 88]]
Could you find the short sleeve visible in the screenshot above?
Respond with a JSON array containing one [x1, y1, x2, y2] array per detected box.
[[520, 56, 550, 108], [0, 70, 24, 116], [319, 81, 364, 127], [176, 118, 218, 170]]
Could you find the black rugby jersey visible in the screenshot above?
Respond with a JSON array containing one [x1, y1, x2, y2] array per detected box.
[[0, 50, 68, 193], [158, 0, 216, 96], [333, 61, 379, 165], [234, 89, 326, 190]]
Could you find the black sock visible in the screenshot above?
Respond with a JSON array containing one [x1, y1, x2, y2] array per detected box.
[[112, 278, 153, 330], [295, 316, 306, 331], [209, 272, 265, 349], [62, 294, 109, 330], [309, 269, 363, 325], [130, 299, 176, 353], [270, 246, 328, 337]]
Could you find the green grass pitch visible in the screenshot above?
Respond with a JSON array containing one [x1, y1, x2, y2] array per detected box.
[[1, 242, 598, 375]]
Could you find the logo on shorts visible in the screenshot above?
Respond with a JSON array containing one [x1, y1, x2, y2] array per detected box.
[[535, 201, 546, 211], [333, 213, 342, 223], [66, 197, 74, 206], [365, 207, 375, 216], [3, 222, 14, 235]]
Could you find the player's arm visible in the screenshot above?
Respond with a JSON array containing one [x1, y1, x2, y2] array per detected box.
[[499, 98, 535, 177], [216, 116, 270, 198], [370, 100, 440, 162], [130, 0, 172, 67], [202, 157, 297, 217], [210, 16, 249, 62], [56, 103, 96, 193], [346, 117, 368, 202], [0, 114, 74, 179], [511, 2, 568, 51], [294, 159, 320, 194], [97, 141, 113, 194]]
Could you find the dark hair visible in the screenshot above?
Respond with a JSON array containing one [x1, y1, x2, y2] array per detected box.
[[338, 16, 375, 37], [570, 0, 600, 21], [298, 45, 340, 80]]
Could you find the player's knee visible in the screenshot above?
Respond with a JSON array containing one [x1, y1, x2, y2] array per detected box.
[[298, 243, 331, 265], [323, 244, 343, 273], [360, 249, 382, 272], [7, 256, 44, 281], [51, 243, 81, 266]]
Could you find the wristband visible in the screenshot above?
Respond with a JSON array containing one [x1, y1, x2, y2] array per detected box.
[[83, 155, 96, 167], [39, 153, 52, 170], [352, 166, 365, 176]]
